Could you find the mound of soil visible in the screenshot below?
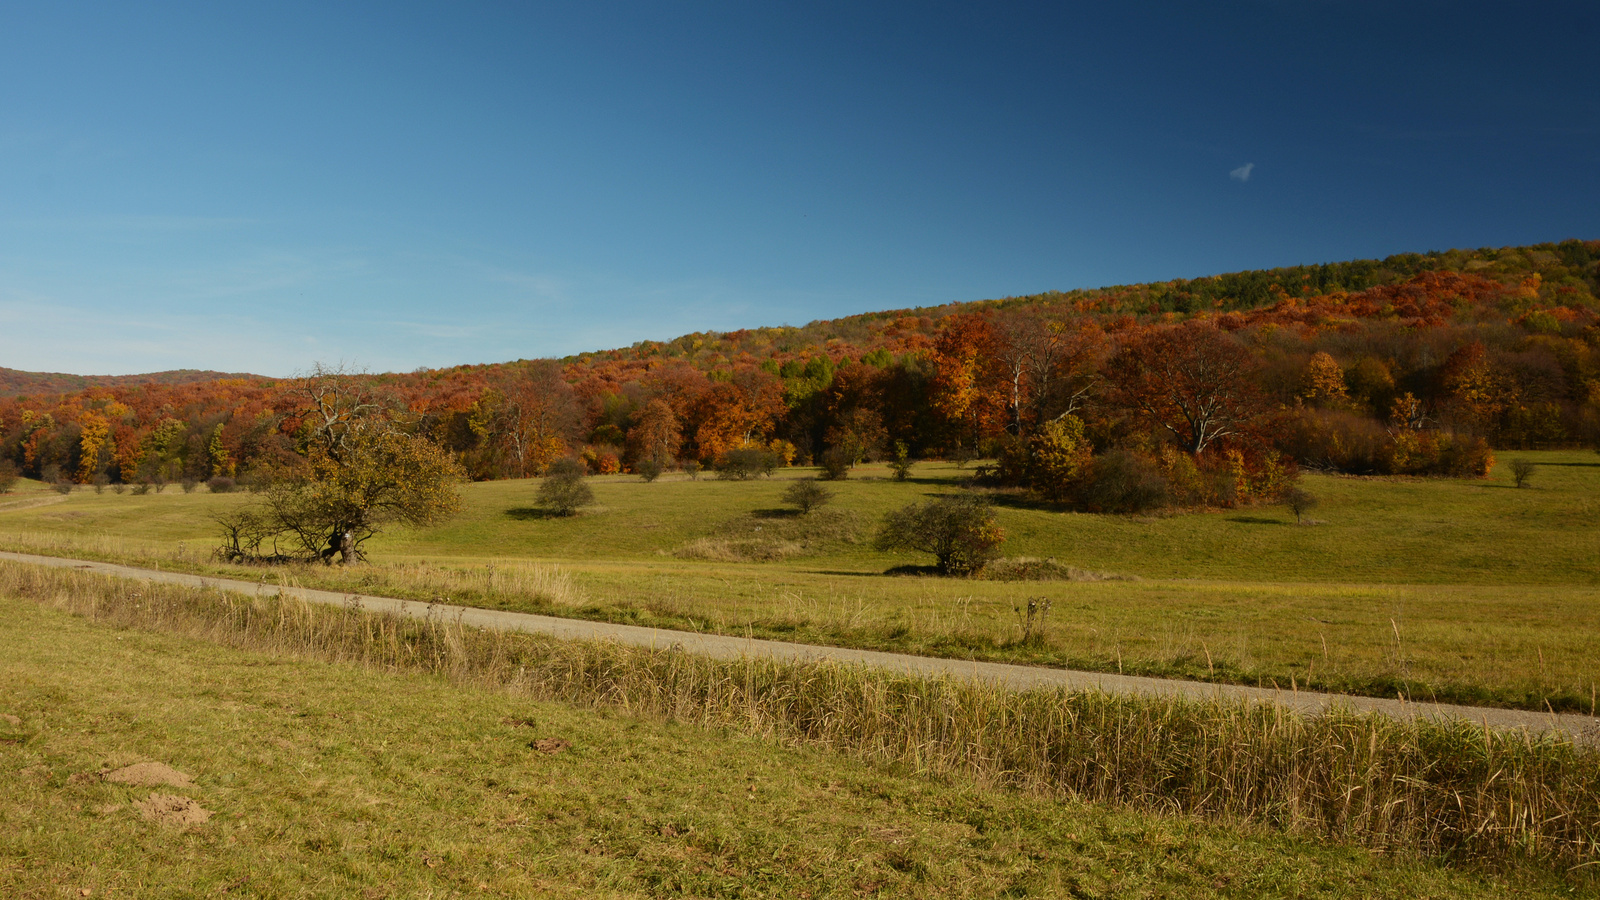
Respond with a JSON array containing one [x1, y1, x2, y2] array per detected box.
[[103, 762, 194, 788], [135, 793, 210, 826]]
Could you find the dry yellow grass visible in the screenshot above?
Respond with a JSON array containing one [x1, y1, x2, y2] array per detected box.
[[3, 558, 1596, 872]]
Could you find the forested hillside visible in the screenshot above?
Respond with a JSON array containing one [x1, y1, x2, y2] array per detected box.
[[0, 367, 258, 399], [4, 239, 1597, 508]]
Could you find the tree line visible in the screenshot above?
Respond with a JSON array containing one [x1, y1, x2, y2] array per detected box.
[[3, 240, 1598, 512]]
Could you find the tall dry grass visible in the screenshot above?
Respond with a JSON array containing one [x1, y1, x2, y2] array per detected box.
[[2, 558, 1596, 871]]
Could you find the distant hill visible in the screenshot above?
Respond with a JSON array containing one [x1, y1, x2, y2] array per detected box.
[[0, 367, 264, 399], [3, 238, 1596, 488]]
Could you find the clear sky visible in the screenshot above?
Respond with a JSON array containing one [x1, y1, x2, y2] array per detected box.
[[2, 1, 1596, 377]]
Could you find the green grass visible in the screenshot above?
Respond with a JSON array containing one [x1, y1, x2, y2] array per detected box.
[[2, 452, 1598, 712], [2, 575, 1593, 897]]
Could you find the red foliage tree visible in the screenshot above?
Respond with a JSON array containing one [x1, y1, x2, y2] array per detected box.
[[1107, 322, 1266, 455]]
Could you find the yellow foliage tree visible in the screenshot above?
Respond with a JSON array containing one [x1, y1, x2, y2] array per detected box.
[[1300, 352, 1349, 408], [1026, 415, 1091, 501], [76, 412, 112, 483]]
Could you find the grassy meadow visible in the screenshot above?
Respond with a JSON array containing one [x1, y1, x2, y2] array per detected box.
[[1, 451, 1598, 712], [3, 565, 1595, 896]]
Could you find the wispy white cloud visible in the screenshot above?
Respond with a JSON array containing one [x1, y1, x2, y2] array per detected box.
[[1229, 162, 1255, 182]]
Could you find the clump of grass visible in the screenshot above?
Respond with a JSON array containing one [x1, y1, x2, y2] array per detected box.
[[979, 557, 1138, 582], [673, 537, 806, 562], [378, 558, 583, 607], [4, 559, 1597, 871], [674, 509, 864, 562]]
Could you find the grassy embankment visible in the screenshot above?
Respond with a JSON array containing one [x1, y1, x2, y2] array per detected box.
[[1, 451, 1597, 712], [2, 561, 1596, 896]]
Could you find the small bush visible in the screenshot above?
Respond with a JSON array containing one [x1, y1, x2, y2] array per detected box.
[[51, 479, 73, 495], [1511, 458, 1536, 489], [888, 441, 913, 482], [1079, 449, 1170, 514], [538, 459, 594, 516], [716, 447, 779, 480], [0, 459, 17, 494], [781, 478, 834, 515], [1283, 486, 1320, 524], [874, 494, 1004, 576], [207, 476, 237, 493], [181, 478, 199, 494], [92, 473, 110, 494], [817, 446, 852, 481], [131, 482, 152, 496], [111, 482, 126, 495], [636, 459, 664, 483], [681, 459, 702, 480]]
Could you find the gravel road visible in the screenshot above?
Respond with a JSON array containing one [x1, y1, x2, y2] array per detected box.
[[4, 549, 1595, 743]]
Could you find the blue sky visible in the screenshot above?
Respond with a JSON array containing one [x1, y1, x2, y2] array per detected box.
[[2, 1, 1596, 377]]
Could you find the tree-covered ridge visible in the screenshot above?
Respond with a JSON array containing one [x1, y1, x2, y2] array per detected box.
[[2, 239, 1596, 503], [569, 239, 1599, 372], [0, 367, 261, 399]]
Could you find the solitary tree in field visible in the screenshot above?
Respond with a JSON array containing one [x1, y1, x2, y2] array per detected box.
[[888, 440, 914, 482], [874, 494, 1005, 575], [1283, 486, 1319, 524], [214, 365, 464, 564], [1510, 458, 1536, 489], [269, 428, 464, 563], [538, 458, 594, 516], [781, 478, 833, 515]]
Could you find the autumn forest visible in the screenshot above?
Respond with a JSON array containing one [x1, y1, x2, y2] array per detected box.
[[4, 239, 1598, 512]]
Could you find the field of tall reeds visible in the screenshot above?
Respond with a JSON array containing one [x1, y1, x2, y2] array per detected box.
[[4, 558, 1595, 873]]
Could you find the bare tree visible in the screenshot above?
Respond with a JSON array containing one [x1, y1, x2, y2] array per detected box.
[[1510, 458, 1536, 489], [292, 362, 395, 463]]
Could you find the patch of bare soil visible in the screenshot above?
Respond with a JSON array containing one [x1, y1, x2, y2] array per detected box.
[[530, 738, 571, 754], [134, 793, 210, 826], [102, 762, 194, 788], [1, 714, 20, 726]]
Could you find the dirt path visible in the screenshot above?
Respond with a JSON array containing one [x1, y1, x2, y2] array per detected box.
[[4, 549, 1596, 743]]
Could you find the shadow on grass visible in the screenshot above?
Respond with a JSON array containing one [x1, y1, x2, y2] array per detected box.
[[883, 564, 946, 577], [804, 567, 956, 579], [984, 492, 1068, 513], [889, 475, 970, 487], [505, 507, 570, 521], [1228, 516, 1287, 526], [750, 508, 802, 520]]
